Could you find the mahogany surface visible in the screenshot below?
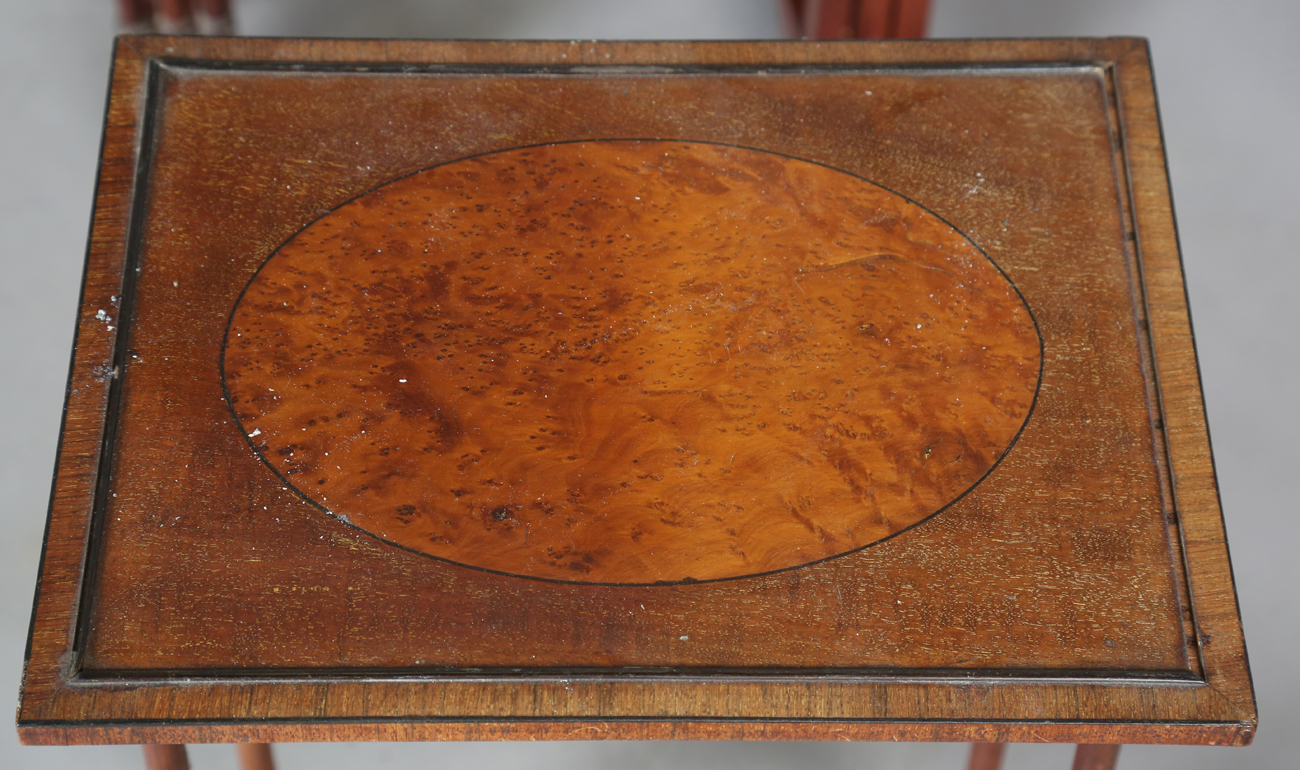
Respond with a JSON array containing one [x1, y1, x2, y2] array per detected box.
[[141, 744, 189, 770], [1071, 744, 1121, 770], [967, 742, 1006, 770], [235, 743, 275, 770], [17, 37, 1254, 747]]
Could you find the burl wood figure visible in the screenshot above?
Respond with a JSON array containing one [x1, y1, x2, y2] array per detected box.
[[223, 140, 1041, 585], [21, 39, 1255, 769]]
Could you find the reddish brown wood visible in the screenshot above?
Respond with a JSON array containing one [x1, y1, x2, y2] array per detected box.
[[142, 744, 189, 770], [224, 139, 1039, 584], [968, 742, 1005, 770], [790, 0, 931, 39], [894, 0, 931, 38], [804, 0, 857, 39], [154, 0, 190, 18], [236, 743, 275, 770], [21, 721, 1251, 747], [856, 0, 892, 38], [83, 48, 1180, 674], [115, 0, 154, 28], [782, 0, 806, 36], [153, 0, 193, 34], [16, 37, 1255, 748], [194, 0, 232, 35], [1072, 744, 1121, 770]]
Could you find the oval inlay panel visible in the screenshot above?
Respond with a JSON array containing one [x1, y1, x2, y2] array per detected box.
[[223, 140, 1041, 584]]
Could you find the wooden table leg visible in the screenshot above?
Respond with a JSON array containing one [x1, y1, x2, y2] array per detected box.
[[237, 743, 276, 770], [968, 742, 1006, 770], [1072, 744, 1121, 770], [142, 744, 189, 770]]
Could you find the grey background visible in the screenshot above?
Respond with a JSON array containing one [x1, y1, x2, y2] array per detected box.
[[1, 1, 1295, 767]]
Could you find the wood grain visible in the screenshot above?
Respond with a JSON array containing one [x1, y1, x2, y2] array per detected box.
[[223, 139, 1040, 584], [79, 49, 1185, 674], [16, 36, 1254, 748]]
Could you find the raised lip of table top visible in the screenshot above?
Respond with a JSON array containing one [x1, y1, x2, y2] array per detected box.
[[16, 36, 1256, 747]]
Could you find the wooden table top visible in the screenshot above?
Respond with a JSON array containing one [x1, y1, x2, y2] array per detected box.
[[18, 36, 1255, 747]]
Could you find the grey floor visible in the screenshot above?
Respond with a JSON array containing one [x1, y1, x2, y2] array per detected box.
[[2, 1, 1296, 768]]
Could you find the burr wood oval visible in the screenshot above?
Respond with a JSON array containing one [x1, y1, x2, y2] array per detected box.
[[222, 140, 1041, 584]]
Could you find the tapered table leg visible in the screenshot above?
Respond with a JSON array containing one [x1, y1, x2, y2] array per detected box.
[[1072, 744, 1121, 770], [968, 742, 1005, 770], [142, 744, 189, 770], [237, 742, 276, 770]]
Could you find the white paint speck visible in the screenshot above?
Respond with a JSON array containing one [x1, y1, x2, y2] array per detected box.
[[249, 428, 261, 437], [679, 635, 689, 641]]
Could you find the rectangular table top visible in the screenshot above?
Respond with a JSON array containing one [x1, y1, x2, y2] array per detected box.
[[18, 35, 1255, 747]]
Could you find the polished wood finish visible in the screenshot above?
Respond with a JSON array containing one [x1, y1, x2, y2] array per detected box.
[[1071, 744, 1120, 770], [142, 744, 189, 770], [236, 743, 275, 770], [789, 0, 931, 39], [115, 0, 154, 30], [891, 0, 930, 38], [967, 742, 1005, 770], [224, 139, 1039, 584], [77, 43, 1185, 673], [17, 37, 1254, 748], [117, 0, 231, 35]]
